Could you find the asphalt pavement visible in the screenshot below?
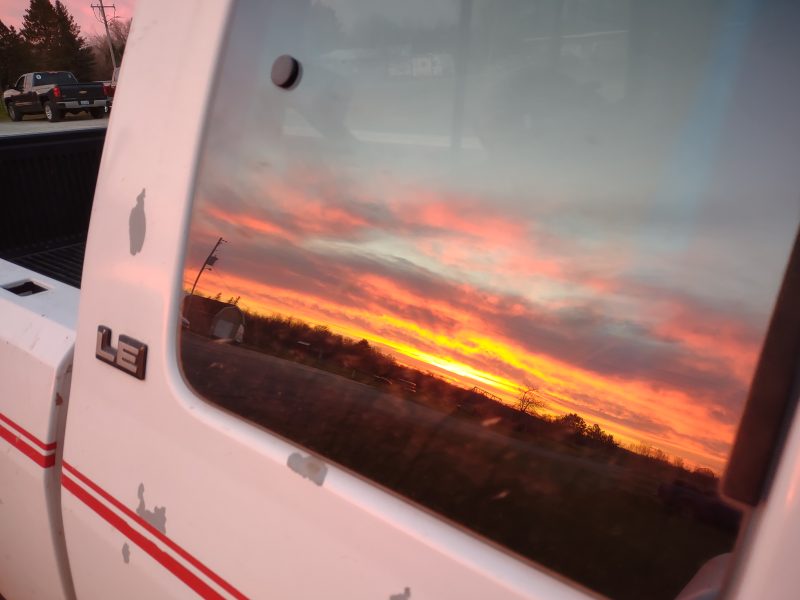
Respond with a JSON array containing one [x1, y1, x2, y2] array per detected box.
[[0, 112, 108, 136]]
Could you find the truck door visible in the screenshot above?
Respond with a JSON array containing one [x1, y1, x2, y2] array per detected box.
[[62, 1, 800, 599], [12, 74, 36, 113]]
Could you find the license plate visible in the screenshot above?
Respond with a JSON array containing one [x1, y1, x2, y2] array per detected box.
[[80, 100, 90, 106]]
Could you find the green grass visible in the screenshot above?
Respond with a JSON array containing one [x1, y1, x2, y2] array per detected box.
[[0, 108, 10, 122]]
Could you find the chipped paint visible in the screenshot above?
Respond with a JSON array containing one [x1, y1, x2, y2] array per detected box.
[[129, 188, 146, 255], [55, 393, 64, 406], [122, 543, 130, 564], [390, 587, 411, 600], [136, 483, 167, 533], [287, 452, 327, 486]]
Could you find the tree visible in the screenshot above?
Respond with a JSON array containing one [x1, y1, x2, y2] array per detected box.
[[557, 413, 588, 436], [88, 18, 131, 80], [52, 1, 94, 79], [586, 422, 617, 449], [20, 0, 57, 65], [21, 0, 94, 80], [516, 386, 546, 415], [0, 20, 32, 88]]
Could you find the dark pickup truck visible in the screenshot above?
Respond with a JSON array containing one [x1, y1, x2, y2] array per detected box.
[[2, 71, 110, 122]]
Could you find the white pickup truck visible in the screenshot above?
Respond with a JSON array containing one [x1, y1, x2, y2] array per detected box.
[[1, 1, 799, 599]]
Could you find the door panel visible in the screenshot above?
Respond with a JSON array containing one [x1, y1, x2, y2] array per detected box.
[[63, 1, 800, 599], [63, 2, 586, 599]]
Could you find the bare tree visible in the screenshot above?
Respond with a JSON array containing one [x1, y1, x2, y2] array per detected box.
[[516, 386, 546, 415], [87, 17, 130, 80]]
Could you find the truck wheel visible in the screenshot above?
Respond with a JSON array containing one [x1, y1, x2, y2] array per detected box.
[[44, 101, 62, 122], [89, 108, 104, 119], [6, 103, 22, 122]]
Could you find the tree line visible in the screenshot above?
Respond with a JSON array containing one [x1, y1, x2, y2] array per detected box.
[[0, 0, 130, 88]]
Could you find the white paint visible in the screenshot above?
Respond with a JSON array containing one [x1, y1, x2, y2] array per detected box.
[[0, 260, 78, 600], [0, 0, 792, 599], [61, 0, 590, 598]]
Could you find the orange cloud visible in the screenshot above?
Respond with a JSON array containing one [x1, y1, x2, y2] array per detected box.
[[204, 206, 297, 241]]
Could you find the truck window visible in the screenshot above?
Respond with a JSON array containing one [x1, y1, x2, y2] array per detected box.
[[177, 1, 800, 598], [32, 72, 78, 85]]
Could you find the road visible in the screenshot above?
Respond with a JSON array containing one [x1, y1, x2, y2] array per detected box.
[[0, 113, 108, 137]]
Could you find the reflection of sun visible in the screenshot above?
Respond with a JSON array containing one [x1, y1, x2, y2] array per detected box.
[[376, 337, 520, 397]]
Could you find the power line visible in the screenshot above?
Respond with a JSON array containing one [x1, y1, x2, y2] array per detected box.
[[90, 2, 118, 70]]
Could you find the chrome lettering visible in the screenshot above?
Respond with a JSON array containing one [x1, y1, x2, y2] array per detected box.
[[95, 326, 147, 380]]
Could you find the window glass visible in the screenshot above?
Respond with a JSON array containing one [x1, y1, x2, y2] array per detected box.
[[33, 72, 77, 86], [179, 1, 800, 598]]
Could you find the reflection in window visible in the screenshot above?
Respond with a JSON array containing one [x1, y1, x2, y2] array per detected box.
[[180, 1, 800, 598]]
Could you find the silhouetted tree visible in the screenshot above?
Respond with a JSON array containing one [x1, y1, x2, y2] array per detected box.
[[586, 422, 617, 449], [20, 0, 56, 64], [88, 17, 131, 80], [0, 20, 32, 88], [21, 0, 94, 80], [516, 386, 546, 415], [556, 413, 588, 436], [52, 1, 94, 79]]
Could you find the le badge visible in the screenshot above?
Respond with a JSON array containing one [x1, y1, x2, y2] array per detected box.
[[96, 325, 147, 380]]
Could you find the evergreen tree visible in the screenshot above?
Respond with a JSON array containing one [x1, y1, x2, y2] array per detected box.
[[20, 0, 95, 80], [0, 20, 33, 89], [20, 0, 57, 66], [52, 0, 94, 80]]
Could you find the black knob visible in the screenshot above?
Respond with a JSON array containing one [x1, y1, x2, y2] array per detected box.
[[271, 55, 301, 89]]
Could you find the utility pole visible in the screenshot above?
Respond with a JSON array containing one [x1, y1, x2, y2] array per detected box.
[[91, 2, 118, 71], [189, 237, 227, 297]]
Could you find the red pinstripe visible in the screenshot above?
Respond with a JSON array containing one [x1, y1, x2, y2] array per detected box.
[[0, 414, 56, 467], [0, 412, 58, 451], [63, 462, 248, 600], [62, 474, 228, 599], [0, 410, 246, 599]]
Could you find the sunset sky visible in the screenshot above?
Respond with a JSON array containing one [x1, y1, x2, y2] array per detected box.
[[179, 0, 800, 474], [182, 157, 791, 473], [0, 0, 136, 36]]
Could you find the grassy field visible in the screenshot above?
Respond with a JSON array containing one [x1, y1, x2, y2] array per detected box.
[[0, 108, 9, 122]]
